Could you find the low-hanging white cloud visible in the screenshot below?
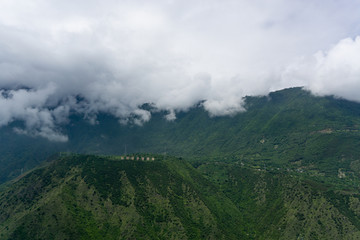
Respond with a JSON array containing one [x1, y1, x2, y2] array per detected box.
[[0, 84, 68, 141], [0, 0, 360, 141], [281, 36, 360, 101]]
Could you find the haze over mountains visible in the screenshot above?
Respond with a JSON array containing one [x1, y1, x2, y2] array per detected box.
[[1, 0, 360, 141], [1, 87, 360, 185]]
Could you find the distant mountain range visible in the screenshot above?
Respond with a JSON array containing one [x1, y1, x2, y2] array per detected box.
[[2, 87, 360, 184], [1, 87, 360, 239]]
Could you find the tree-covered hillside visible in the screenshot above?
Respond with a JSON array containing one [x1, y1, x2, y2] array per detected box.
[[1, 87, 360, 184], [0, 154, 246, 239], [2, 154, 360, 239]]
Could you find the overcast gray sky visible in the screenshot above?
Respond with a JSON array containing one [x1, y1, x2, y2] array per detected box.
[[1, 0, 360, 141]]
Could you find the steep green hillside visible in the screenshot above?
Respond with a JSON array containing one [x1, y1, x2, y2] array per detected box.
[[197, 161, 360, 239], [0, 154, 247, 239], [2, 154, 360, 239], [1, 87, 360, 184]]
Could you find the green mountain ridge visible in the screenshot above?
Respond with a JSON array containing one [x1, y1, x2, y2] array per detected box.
[[0, 154, 246, 239], [2, 87, 360, 239], [1, 87, 360, 184], [2, 154, 360, 239]]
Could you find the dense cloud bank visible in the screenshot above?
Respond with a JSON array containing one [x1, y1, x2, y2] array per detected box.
[[1, 0, 360, 141]]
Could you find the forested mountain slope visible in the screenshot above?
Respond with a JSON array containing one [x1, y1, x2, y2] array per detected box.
[[1, 87, 360, 185], [2, 154, 360, 239]]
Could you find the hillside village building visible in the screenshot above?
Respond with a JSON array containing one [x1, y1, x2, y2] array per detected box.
[[119, 155, 156, 161]]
